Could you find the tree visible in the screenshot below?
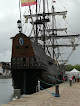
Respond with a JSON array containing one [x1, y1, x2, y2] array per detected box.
[[74, 64, 80, 71], [66, 64, 80, 71], [66, 64, 73, 71]]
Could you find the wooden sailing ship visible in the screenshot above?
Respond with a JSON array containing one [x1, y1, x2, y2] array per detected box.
[[10, 32, 60, 94], [2, 0, 80, 94]]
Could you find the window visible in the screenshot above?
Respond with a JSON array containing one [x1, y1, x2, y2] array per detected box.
[[23, 58, 26, 62], [11, 57, 16, 62], [26, 58, 29, 63], [20, 58, 23, 62], [31, 58, 34, 63], [34, 57, 36, 62], [25, 45, 29, 49], [16, 45, 19, 49], [29, 58, 31, 63], [17, 58, 20, 62]]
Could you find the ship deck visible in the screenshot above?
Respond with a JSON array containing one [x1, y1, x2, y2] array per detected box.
[[2, 82, 80, 106]]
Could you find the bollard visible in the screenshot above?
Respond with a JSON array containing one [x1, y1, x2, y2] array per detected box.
[[55, 84, 60, 97], [38, 80, 40, 92], [12, 89, 21, 99], [36, 85, 38, 92], [70, 80, 72, 86]]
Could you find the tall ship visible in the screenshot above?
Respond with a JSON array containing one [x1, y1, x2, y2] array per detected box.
[[2, 0, 80, 94]]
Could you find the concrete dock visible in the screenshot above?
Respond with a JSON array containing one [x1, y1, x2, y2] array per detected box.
[[2, 82, 80, 106]]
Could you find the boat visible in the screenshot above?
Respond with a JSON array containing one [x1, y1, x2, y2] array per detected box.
[[2, 0, 80, 94]]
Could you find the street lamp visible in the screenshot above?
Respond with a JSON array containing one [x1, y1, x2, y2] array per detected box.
[[17, 20, 22, 33]]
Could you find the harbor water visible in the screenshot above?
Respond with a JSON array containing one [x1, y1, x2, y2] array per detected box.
[[0, 79, 13, 106]]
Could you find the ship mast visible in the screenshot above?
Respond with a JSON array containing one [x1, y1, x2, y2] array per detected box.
[[43, 0, 46, 49], [52, 6, 55, 58], [24, 1, 80, 64], [35, 0, 38, 43]]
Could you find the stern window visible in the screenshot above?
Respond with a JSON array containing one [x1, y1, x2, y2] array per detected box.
[[23, 58, 26, 62], [25, 45, 29, 49], [16, 45, 19, 49]]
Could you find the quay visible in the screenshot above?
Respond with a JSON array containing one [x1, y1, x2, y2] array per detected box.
[[2, 82, 80, 106]]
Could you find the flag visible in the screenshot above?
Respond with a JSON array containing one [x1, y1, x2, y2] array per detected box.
[[21, 0, 37, 7]]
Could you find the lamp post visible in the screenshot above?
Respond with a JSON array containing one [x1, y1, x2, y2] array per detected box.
[[17, 20, 22, 33]]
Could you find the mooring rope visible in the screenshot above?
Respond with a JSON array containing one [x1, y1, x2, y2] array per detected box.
[[37, 77, 54, 86], [40, 86, 52, 94], [40, 86, 60, 97], [37, 77, 69, 87], [48, 76, 69, 83]]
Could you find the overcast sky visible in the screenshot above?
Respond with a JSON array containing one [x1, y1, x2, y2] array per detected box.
[[0, 0, 80, 65]]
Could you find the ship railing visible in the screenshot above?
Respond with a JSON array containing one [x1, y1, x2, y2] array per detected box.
[[2, 62, 48, 70]]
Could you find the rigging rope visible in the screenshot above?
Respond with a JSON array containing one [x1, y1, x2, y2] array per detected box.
[[54, 13, 79, 65], [57, 0, 67, 11], [76, 37, 80, 44], [63, 49, 74, 65]]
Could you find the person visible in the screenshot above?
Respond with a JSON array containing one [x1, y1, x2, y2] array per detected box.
[[70, 76, 72, 86], [77, 74, 79, 83], [73, 75, 75, 83], [75, 76, 76, 82], [72, 76, 73, 82], [63, 76, 65, 82]]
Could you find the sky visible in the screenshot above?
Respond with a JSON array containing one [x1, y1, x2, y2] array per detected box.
[[0, 0, 80, 65]]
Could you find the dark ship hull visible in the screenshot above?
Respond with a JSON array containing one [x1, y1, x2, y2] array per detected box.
[[10, 33, 63, 94]]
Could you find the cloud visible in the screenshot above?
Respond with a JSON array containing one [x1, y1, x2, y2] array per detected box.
[[0, 50, 11, 62], [0, 0, 80, 65]]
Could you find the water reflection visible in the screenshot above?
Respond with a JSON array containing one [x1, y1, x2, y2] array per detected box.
[[0, 79, 13, 106]]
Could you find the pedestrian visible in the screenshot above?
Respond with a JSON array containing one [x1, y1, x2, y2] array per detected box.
[[70, 76, 72, 86], [77, 74, 79, 83], [75, 76, 76, 82], [73, 75, 75, 83], [72, 76, 73, 82], [63, 76, 65, 82]]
